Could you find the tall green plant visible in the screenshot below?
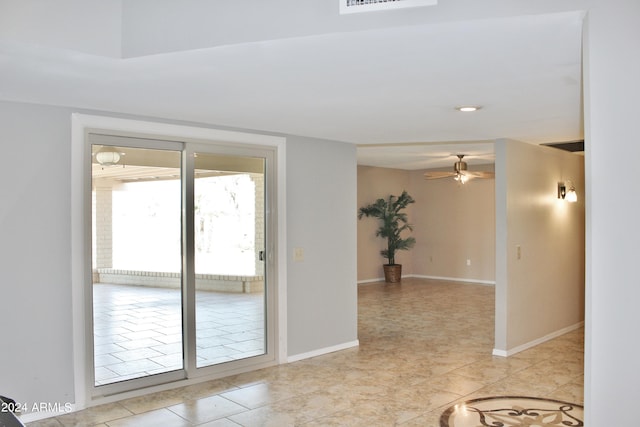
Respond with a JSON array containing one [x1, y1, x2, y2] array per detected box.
[[358, 190, 416, 265]]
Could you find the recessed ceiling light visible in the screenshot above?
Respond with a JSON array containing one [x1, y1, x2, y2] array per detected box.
[[456, 106, 482, 112]]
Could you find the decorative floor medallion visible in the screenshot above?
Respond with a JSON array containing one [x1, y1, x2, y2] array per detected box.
[[440, 396, 583, 427]]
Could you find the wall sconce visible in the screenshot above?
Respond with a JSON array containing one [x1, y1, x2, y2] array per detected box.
[[558, 181, 578, 202]]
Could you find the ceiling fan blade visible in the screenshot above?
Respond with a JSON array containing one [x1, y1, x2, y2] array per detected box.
[[424, 171, 456, 180], [466, 171, 495, 179]]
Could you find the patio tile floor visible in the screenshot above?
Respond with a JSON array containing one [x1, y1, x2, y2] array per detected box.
[[93, 283, 265, 385]]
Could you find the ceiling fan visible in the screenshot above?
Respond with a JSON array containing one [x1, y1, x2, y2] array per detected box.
[[424, 154, 495, 184]]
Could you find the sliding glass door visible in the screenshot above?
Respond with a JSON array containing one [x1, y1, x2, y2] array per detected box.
[[89, 135, 274, 396], [191, 151, 266, 369]]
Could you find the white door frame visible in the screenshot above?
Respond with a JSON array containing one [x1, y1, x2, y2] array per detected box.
[[71, 113, 287, 408]]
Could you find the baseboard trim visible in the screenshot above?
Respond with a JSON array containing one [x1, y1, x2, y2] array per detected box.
[[357, 275, 495, 285], [409, 275, 496, 285], [357, 277, 385, 284], [287, 340, 360, 363], [492, 321, 584, 357]]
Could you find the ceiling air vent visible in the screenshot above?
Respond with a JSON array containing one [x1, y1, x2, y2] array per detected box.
[[340, 0, 437, 14]]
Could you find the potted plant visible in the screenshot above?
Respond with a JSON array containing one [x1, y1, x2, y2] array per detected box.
[[358, 190, 416, 283]]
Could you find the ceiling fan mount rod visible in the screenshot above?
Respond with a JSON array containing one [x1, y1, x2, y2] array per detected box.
[[454, 158, 467, 173]]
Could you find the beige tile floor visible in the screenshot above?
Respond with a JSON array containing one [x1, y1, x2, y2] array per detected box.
[[27, 278, 584, 426]]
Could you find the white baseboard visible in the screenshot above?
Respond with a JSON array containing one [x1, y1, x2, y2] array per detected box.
[[357, 277, 385, 284], [492, 321, 584, 357], [287, 340, 359, 363], [409, 275, 496, 285], [357, 275, 495, 286]]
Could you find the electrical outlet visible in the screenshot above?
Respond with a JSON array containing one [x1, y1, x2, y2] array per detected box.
[[516, 245, 522, 260], [466, 259, 471, 266]]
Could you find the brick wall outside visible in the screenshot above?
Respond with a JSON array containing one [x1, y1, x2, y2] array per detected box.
[[96, 269, 264, 293]]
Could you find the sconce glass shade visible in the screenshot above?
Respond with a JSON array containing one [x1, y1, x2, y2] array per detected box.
[[558, 182, 578, 202], [565, 187, 578, 203], [95, 147, 121, 166]]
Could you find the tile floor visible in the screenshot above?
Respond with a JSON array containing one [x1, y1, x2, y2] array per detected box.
[[93, 284, 265, 385], [440, 396, 583, 426], [26, 278, 584, 426]]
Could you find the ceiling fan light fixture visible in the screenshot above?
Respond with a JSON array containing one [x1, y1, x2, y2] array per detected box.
[[454, 173, 468, 184], [455, 106, 482, 112], [424, 154, 494, 183]]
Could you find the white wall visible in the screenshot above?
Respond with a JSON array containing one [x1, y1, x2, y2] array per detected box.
[[0, 0, 588, 59], [0, 0, 123, 57], [119, 0, 588, 57], [583, 1, 640, 424], [286, 136, 358, 357], [0, 101, 75, 407], [0, 101, 358, 411]]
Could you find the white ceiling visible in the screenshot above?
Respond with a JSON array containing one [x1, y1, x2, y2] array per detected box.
[[0, 5, 584, 170]]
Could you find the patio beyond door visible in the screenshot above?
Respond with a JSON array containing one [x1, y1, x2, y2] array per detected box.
[[90, 137, 272, 396], [192, 151, 266, 368]]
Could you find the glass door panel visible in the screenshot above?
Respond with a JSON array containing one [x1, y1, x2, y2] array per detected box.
[[91, 145, 183, 386], [192, 152, 266, 368]]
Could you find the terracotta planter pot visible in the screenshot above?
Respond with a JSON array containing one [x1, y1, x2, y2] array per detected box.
[[383, 264, 402, 283]]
